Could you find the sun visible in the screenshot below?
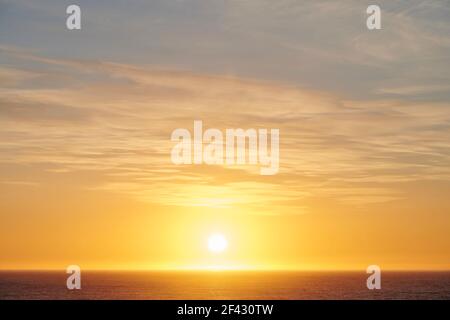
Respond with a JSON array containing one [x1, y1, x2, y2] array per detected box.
[[207, 233, 228, 253]]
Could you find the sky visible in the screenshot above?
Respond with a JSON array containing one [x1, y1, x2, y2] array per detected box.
[[0, 0, 449, 270]]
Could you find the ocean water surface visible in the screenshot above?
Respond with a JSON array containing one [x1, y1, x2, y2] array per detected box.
[[0, 271, 449, 300]]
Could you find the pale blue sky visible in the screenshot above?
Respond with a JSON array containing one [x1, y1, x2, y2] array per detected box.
[[1, 0, 449, 100]]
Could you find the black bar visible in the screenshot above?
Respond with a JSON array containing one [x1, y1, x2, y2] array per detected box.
[[1, 300, 448, 319]]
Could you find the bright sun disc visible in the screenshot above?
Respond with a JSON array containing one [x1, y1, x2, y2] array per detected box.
[[208, 234, 228, 253]]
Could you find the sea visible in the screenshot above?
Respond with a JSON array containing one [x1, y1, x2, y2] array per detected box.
[[0, 271, 449, 300]]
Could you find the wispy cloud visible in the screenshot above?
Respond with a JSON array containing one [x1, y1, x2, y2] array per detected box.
[[1, 47, 449, 211]]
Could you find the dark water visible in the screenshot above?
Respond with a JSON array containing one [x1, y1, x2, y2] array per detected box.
[[0, 271, 449, 300]]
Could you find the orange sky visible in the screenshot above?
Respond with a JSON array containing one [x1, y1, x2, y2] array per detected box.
[[1, 56, 449, 270]]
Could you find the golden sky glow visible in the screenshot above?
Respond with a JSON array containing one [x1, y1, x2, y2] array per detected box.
[[0, 1, 449, 271]]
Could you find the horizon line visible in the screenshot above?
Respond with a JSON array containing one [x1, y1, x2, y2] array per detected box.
[[1, 268, 450, 272]]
